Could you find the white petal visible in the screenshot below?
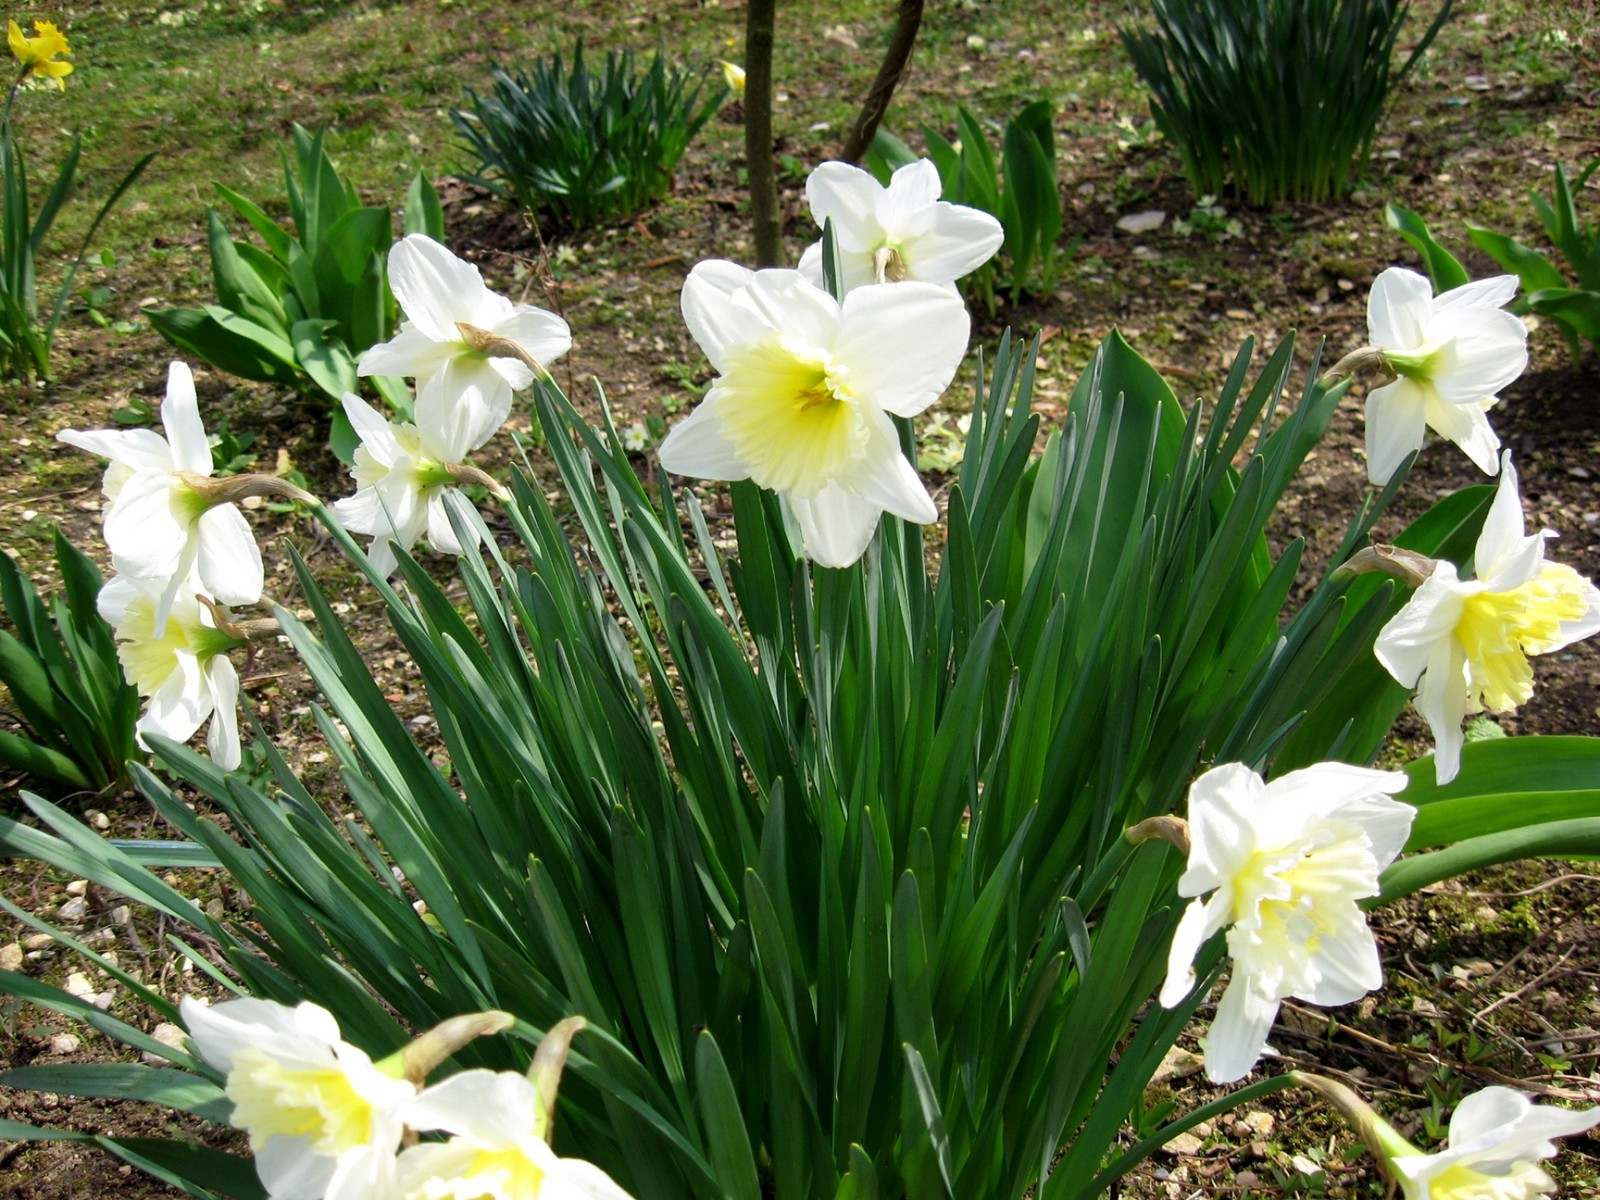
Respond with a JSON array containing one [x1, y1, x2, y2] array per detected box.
[[833, 282, 969, 418], [850, 444, 937, 525], [160, 362, 213, 476], [797, 241, 825, 288], [1203, 974, 1279, 1083], [1374, 563, 1470, 687], [1472, 455, 1551, 589], [1333, 794, 1416, 871], [1299, 910, 1382, 1005], [1181, 762, 1265, 895], [204, 654, 242, 770], [1367, 267, 1433, 350], [657, 394, 751, 481], [900, 205, 1005, 285], [425, 490, 472, 557], [196, 504, 264, 607], [1415, 637, 1471, 785], [254, 1133, 338, 1200], [403, 1069, 538, 1147], [358, 322, 457, 381], [138, 652, 211, 744], [681, 259, 765, 370], [324, 1143, 402, 1200], [1432, 273, 1520, 319], [492, 306, 573, 369], [97, 575, 142, 629], [414, 355, 513, 461], [1422, 386, 1503, 477], [387, 234, 488, 343], [103, 474, 185, 578], [1265, 762, 1409, 825], [57, 426, 175, 475], [1363, 378, 1428, 485], [881, 159, 945, 235], [806, 161, 889, 252], [1429, 310, 1528, 404], [789, 485, 881, 568], [1160, 896, 1227, 1008], [342, 393, 405, 463], [738, 269, 841, 353], [181, 996, 344, 1072], [548, 1156, 640, 1200]]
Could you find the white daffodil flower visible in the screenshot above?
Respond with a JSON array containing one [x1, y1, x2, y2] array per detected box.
[[332, 393, 488, 578], [99, 574, 245, 770], [1375, 454, 1600, 785], [658, 261, 969, 567], [1159, 761, 1413, 1084], [796, 159, 1003, 294], [181, 996, 417, 1200], [1362, 266, 1527, 485], [397, 1070, 636, 1200], [1388, 1087, 1600, 1200], [58, 360, 263, 634], [358, 234, 572, 462]]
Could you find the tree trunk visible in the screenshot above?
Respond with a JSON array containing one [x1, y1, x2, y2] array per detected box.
[[840, 0, 925, 165], [744, 0, 785, 267]]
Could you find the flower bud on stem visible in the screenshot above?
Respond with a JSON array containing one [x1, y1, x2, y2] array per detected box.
[[528, 1015, 588, 1145], [1320, 345, 1397, 389], [398, 1009, 516, 1088]]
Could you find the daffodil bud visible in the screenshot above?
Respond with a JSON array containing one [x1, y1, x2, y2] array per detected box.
[[528, 1015, 588, 1145], [398, 1010, 515, 1087], [1335, 543, 1437, 589]]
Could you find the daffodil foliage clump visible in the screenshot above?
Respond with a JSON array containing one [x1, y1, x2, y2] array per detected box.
[[6, 161, 1600, 1200]]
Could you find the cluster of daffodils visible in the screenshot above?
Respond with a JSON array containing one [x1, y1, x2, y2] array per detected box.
[[658, 159, 1002, 566], [57, 236, 571, 769], [180, 997, 634, 1200], [1335, 266, 1600, 781]]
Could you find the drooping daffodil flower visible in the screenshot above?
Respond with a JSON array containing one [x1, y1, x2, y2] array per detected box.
[[397, 1069, 636, 1200], [717, 59, 745, 94], [1360, 266, 1527, 485], [59, 361, 264, 636], [796, 159, 1003, 295], [1375, 453, 1600, 784], [98, 574, 251, 769], [332, 393, 505, 578], [180, 996, 418, 1200], [8, 18, 73, 88], [1158, 761, 1413, 1083], [657, 262, 970, 567], [358, 234, 572, 463], [1294, 1074, 1600, 1200]]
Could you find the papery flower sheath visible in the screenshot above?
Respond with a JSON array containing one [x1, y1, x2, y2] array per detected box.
[[1362, 266, 1527, 485], [8, 19, 73, 88], [1375, 453, 1600, 784], [657, 261, 969, 567], [397, 1070, 636, 1200], [181, 996, 416, 1200], [99, 573, 246, 769], [358, 234, 571, 462], [58, 361, 263, 635], [332, 393, 487, 578], [1159, 761, 1412, 1083], [797, 159, 1003, 294]]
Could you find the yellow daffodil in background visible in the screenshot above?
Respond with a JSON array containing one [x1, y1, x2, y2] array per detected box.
[[8, 19, 72, 88], [717, 59, 745, 94]]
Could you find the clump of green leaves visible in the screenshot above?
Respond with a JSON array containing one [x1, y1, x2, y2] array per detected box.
[[0, 108, 151, 384], [871, 101, 1070, 308], [0, 533, 138, 795], [148, 124, 443, 456], [452, 43, 725, 233], [1467, 158, 1600, 364], [1122, 0, 1452, 205]]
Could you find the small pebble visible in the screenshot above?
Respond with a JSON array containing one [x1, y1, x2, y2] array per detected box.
[[65, 880, 87, 897], [48, 1033, 80, 1055], [57, 897, 89, 922], [109, 905, 131, 924], [140, 1022, 188, 1065], [0, 943, 21, 971], [22, 933, 53, 951]]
